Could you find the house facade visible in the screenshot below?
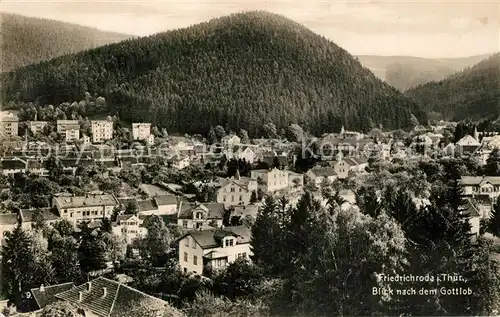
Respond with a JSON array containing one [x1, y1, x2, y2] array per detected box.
[[65, 128, 80, 143], [53, 193, 119, 225], [0, 111, 19, 137], [56, 120, 80, 134], [112, 214, 147, 244], [91, 120, 113, 143], [216, 173, 258, 208], [306, 167, 337, 186], [333, 157, 369, 179], [221, 135, 241, 148], [28, 121, 48, 135], [132, 123, 151, 141], [250, 168, 289, 192], [178, 226, 252, 274], [177, 202, 225, 229]]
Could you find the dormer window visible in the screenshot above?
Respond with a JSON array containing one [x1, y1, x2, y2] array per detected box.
[[196, 212, 203, 219], [225, 238, 234, 247]]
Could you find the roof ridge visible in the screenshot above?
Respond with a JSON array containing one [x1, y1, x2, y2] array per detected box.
[[107, 280, 121, 317]]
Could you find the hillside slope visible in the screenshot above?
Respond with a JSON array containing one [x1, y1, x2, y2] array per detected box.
[[357, 54, 492, 91], [1, 13, 132, 72], [405, 53, 500, 121], [1, 11, 426, 136]]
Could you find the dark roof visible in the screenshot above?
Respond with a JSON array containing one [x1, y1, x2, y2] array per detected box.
[[31, 282, 75, 310], [0, 213, 19, 226], [187, 229, 236, 249], [21, 208, 60, 222], [177, 202, 224, 220], [60, 158, 93, 168], [55, 277, 171, 317], [309, 167, 336, 177], [0, 158, 27, 170], [137, 199, 158, 212], [154, 194, 177, 206], [224, 225, 252, 243]]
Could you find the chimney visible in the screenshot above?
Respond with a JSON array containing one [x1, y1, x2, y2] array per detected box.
[[39, 284, 45, 293], [86, 282, 92, 292], [101, 287, 107, 298], [78, 291, 83, 302]]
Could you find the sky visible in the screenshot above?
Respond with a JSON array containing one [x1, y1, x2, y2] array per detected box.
[[1, 0, 499, 58]]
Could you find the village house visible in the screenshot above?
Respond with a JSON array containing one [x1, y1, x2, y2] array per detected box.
[[333, 157, 369, 179], [52, 193, 119, 225], [28, 121, 48, 135], [221, 135, 241, 148], [27, 158, 50, 176], [81, 134, 91, 146], [54, 277, 173, 316], [0, 111, 19, 137], [250, 167, 289, 193], [306, 167, 337, 186], [112, 214, 147, 244], [0, 213, 20, 246], [177, 225, 252, 274], [30, 282, 76, 311], [216, 171, 258, 208], [230, 205, 260, 224], [137, 199, 158, 215], [177, 202, 225, 229], [228, 145, 257, 164], [20, 208, 61, 230], [56, 120, 79, 134], [91, 120, 113, 143], [65, 127, 80, 143], [131, 123, 154, 145], [455, 130, 481, 156], [167, 155, 190, 170], [153, 194, 178, 215]]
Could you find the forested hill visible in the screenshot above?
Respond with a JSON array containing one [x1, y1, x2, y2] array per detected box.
[[1, 11, 426, 136], [357, 54, 491, 92], [405, 53, 500, 122], [1, 13, 132, 72]]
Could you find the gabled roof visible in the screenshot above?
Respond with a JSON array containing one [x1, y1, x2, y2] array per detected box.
[[456, 135, 480, 146], [31, 282, 75, 310], [154, 194, 177, 206], [308, 167, 336, 177], [21, 208, 60, 222], [178, 202, 225, 220], [55, 276, 171, 317], [185, 228, 238, 249], [137, 199, 158, 212], [55, 194, 119, 209], [460, 176, 500, 186], [464, 198, 481, 218]]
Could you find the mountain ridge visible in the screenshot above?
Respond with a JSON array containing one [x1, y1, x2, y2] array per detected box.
[[405, 53, 500, 121], [1, 11, 426, 136], [357, 54, 494, 91], [1, 12, 133, 72]]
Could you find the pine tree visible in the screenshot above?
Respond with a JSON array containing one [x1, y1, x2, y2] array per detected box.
[[77, 222, 107, 274], [1, 224, 34, 303], [489, 197, 500, 237]]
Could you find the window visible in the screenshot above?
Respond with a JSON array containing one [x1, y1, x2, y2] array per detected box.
[[231, 187, 235, 192], [223, 196, 226, 202], [183, 221, 188, 228], [185, 237, 190, 247], [239, 196, 242, 201], [231, 195, 234, 202], [193, 241, 196, 249], [193, 255, 198, 265], [230, 239, 234, 246], [184, 252, 188, 262], [242, 252, 246, 258]]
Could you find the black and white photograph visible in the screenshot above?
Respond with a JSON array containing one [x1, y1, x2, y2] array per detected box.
[[0, 0, 499, 316]]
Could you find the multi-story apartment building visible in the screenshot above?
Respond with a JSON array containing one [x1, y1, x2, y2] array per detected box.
[[132, 123, 151, 140], [177, 226, 252, 274], [216, 171, 258, 208], [250, 167, 289, 193], [65, 128, 80, 143], [28, 121, 48, 135], [91, 120, 113, 143], [52, 193, 119, 225], [0, 111, 19, 137]]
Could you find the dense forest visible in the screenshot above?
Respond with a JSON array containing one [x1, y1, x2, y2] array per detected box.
[[357, 54, 491, 92], [1, 11, 426, 137], [405, 53, 500, 122], [1, 13, 131, 72]]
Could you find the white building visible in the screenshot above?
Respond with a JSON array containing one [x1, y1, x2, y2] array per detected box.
[[306, 167, 337, 186], [221, 135, 241, 148], [177, 202, 225, 229], [250, 168, 289, 193], [28, 121, 48, 135], [57, 120, 80, 134], [0, 111, 19, 137], [177, 226, 252, 274], [132, 123, 152, 142], [216, 171, 258, 208], [65, 128, 80, 143], [91, 120, 113, 143], [112, 214, 147, 244], [52, 193, 119, 225]]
